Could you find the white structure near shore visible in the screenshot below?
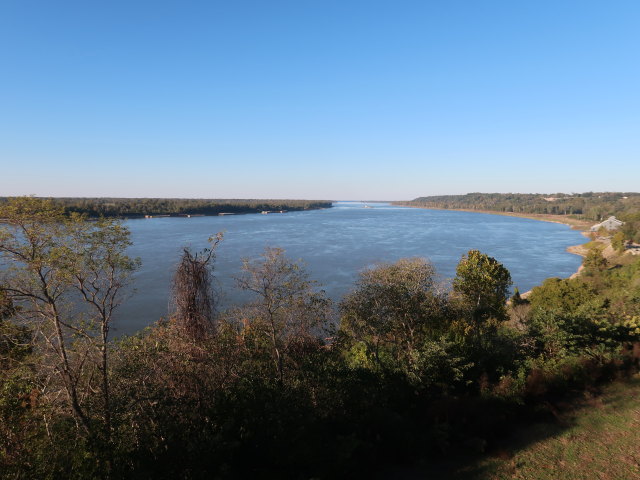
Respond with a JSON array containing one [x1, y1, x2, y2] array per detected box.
[[590, 216, 624, 232]]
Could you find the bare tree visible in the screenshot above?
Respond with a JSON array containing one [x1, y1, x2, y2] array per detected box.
[[235, 247, 331, 385], [170, 233, 222, 341]]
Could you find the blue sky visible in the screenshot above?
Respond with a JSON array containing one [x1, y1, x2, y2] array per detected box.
[[1, 1, 639, 200]]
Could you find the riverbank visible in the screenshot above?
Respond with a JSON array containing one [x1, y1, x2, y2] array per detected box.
[[78, 204, 333, 219], [396, 204, 593, 230], [0, 197, 334, 219], [125, 205, 331, 220], [397, 203, 594, 285]]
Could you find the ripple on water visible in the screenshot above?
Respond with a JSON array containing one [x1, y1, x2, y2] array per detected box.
[[114, 202, 585, 334]]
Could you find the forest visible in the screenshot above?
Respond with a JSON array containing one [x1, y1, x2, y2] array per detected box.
[[396, 192, 640, 243], [1, 197, 640, 479], [0, 197, 333, 218]]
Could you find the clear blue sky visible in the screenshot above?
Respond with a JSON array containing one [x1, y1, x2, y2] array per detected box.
[[1, 1, 639, 200]]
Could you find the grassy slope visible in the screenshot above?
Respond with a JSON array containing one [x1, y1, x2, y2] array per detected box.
[[385, 376, 640, 479], [455, 375, 640, 480]]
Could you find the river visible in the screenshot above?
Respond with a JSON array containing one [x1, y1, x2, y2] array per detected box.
[[114, 201, 585, 334]]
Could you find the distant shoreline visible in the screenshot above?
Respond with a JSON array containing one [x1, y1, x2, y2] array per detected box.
[[396, 204, 592, 230], [121, 205, 332, 220], [395, 203, 594, 293], [0, 197, 334, 220]]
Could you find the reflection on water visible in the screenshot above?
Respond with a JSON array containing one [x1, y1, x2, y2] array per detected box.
[[115, 202, 585, 334]]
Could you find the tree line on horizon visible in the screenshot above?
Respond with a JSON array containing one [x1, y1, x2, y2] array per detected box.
[[396, 192, 640, 243], [0, 197, 333, 218], [1, 197, 639, 479]]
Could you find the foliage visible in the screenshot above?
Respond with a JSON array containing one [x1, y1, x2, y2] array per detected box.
[[583, 248, 607, 274], [339, 258, 448, 378], [0, 196, 333, 218], [0, 290, 13, 321], [526, 263, 640, 360], [397, 192, 640, 243], [1, 203, 640, 478], [528, 277, 600, 317], [611, 230, 627, 253], [396, 191, 640, 221], [452, 249, 512, 324], [0, 196, 139, 474], [510, 287, 526, 306], [620, 214, 640, 243]]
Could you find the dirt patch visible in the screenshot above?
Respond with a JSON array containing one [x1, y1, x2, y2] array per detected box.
[[567, 245, 589, 257]]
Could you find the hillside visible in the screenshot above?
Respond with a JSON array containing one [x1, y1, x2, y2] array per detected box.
[[472, 375, 640, 480]]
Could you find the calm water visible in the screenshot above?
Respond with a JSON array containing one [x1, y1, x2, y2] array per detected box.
[[114, 202, 585, 334]]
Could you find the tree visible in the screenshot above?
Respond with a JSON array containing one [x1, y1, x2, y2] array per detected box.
[[0, 287, 14, 320], [0, 196, 139, 467], [0, 285, 30, 374], [0, 286, 35, 474], [611, 231, 626, 254], [510, 287, 527, 306], [66, 215, 140, 457], [583, 248, 607, 274], [339, 258, 447, 373], [452, 249, 512, 324], [528, 277, 600, 317], [170, 233, 223, 341], [235, 247, 331, 385]]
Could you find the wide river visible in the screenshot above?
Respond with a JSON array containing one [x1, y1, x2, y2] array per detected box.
[[114, 202, 585, 335]]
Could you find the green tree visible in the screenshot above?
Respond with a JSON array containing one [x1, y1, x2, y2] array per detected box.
[[452, 249, 512, 324], [510, 286, 527, 306], [0, 289, 35, 475], [0, 196, 139, 469], [584, 248, 607, 274], [0, 287, 28, 373], [611, 231, 626, 254], [339, 258, 447, 374], [528, 277, 600, 317]]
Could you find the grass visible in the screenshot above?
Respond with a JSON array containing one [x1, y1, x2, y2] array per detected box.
[[386, 376, 640, 479], [582, 240, 603, 251], [467, 375, 640, 480]]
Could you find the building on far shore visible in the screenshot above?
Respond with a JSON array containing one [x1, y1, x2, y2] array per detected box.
[[590, 216, 624, 232]]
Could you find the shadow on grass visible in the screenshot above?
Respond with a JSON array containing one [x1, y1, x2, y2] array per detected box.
[[374, 376, 640, 480]]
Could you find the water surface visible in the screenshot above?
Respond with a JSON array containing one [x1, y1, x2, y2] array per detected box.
[[115, 202, 585, 334]]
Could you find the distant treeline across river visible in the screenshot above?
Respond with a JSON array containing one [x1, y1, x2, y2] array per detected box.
[[0, 197, 333, 218], [394, 192, 640, 243], [394, 192, 640, 221]]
